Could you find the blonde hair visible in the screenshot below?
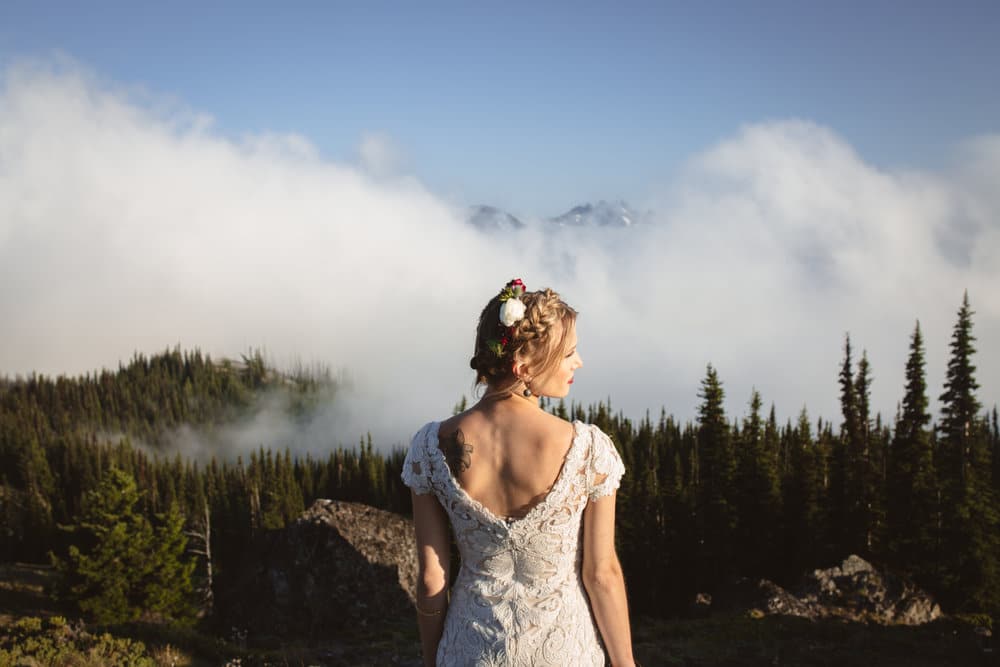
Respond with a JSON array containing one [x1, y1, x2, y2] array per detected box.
[[469, 286, 577, 395]]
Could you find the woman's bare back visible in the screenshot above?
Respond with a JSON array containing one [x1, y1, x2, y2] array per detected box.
[[437, 398, 576, 521]]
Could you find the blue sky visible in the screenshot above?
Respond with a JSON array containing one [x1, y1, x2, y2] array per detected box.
[[3, 1, 998, 215]]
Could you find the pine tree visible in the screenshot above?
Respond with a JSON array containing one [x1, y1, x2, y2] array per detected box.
[[695, 364, 734, 591], [51, 467, 197, 625], [939, 292, 982, 485], [830, 334, 865, 557], [887, 321, 937, 581], [733, 389, 780, 577], [16, 434, 55, 560], [52, 468, 155, 624], [143, 500, 197, 625], [936, 292, 999, 611], [782, 408, 822, 575], [854, 351, 877, 553]]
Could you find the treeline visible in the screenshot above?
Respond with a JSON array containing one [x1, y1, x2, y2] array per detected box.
[[0, 348, 410, 624], [601, 292, 1000, 616], [1, 295, 998, 625]]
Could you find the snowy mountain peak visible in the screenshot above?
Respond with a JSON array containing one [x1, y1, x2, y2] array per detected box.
[[548, 200, 641, 227], [465, 200, 650, 231]]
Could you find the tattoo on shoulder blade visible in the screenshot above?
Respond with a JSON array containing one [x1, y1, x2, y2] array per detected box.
[[441, 429, 473, 475]]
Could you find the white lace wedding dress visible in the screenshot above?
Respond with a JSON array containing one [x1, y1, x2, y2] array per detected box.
[[402, 420, 625, 666]]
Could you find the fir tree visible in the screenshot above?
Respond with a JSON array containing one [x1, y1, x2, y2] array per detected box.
[[52, 468, 155, 624], [939, 292, 982, 484], [143, 500, 198, 625], [51, 467, 198, 625], [887, 321, 936, 581], [695, 364, 734, 591], [782, 408, 822, 575], [936, 292, 999, 611], [830, 334, 864, 557], [854, 350, 877, 553], [733, 389, 780, 577]]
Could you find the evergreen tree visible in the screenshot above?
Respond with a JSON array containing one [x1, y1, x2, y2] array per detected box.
[[51, 467, 197, 625], [854, 351, 877, 553], [143, 500, 198, 625], [733, 389, 780, 577], [695, 364, 734, 591], [939, 292, 982, 485], [782, 408, 822, 575], [52, 468, 155, 624], [15, 434, 55, 560], [830, 334, 864, 557], [886, 321, 937, 581], [936, 292, 999, 611]]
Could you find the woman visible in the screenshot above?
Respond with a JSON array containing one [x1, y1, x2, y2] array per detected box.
[[402, 279, 636, 666]]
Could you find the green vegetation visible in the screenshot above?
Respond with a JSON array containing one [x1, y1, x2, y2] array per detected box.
[[0, 616, 155, 667], [51, 468, 197, 625]]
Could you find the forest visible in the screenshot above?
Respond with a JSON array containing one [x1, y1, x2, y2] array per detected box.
[[1, 292, 997, 639]]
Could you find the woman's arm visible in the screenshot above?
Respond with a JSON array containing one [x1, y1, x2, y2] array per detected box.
[[411, 489, 451, 667], [582, 491, 636, 667]]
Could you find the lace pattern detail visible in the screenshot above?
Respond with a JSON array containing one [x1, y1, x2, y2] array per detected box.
[[587, 428, 625, 501], [401, 422, 436, 495], [402, 420, 624, 666]]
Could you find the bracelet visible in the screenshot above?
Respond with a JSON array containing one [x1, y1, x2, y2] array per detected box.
[[416, 589, 450, 617], [415, 604, 444, 617]]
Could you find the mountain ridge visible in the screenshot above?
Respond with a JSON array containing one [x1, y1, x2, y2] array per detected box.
[[466, 199, 650, 230]]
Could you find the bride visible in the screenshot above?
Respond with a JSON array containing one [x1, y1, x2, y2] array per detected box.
[[402, 279, 636, 666]]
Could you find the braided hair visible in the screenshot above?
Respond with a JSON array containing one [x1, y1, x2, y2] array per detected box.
[[469, 284, 577, 396]]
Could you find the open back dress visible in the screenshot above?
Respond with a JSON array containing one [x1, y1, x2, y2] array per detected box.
[[402, 420, 625, 666]]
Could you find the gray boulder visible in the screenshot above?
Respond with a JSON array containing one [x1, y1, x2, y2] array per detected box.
[[220, 499, 418, 639], [752, 555, 941, 625]]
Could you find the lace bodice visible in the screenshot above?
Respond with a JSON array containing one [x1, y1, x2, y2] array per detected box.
[[402, 420, 625, 666]]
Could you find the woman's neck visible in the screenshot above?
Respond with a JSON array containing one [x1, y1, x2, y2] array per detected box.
[[480, 386, 540, 409]]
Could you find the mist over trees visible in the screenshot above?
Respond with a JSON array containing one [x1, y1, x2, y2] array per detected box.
[[1, 295, 998, 625]]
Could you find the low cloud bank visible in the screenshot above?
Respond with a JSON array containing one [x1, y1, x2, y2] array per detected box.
[[1, 60, 997, 452]]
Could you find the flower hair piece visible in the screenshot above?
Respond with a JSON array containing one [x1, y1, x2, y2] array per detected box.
[[487, 278, 527, 357]]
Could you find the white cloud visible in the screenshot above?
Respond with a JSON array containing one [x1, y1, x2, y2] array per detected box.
[[1, 62, 997, 453], [357, 131, 404, 178]]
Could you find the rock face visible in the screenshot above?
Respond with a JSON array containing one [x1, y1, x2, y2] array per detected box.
[[220, 499, 418, 640], [752, 555, 941, 625]]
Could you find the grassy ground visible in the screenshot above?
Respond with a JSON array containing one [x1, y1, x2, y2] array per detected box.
[[1, 563, 995, 666]]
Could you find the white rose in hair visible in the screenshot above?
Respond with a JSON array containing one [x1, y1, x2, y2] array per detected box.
[[499, 298, 526, 326]]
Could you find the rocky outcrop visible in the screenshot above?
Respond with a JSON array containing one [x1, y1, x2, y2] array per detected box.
[[750, 555, 941, 625], [219, 499, 418, 640]]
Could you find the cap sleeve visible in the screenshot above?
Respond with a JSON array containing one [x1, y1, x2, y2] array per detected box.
[[401, 422, 435, 495], [587, 425, 625, 501]]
